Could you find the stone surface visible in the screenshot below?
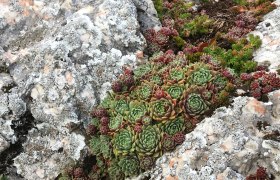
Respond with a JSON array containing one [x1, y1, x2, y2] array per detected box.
[[14, 123, 86, 180], [132, 0, 161, 31], [0, 134, 9, 152], [252, 0, 280, 72], [135, 93, 280, 180], [0, 119, 16, 144], [0, 0, 146, 179]]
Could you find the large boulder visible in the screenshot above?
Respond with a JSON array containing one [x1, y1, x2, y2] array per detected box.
[[0, 0, 146, 179]]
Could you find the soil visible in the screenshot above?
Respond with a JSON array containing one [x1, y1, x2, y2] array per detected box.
[[183, 0, 253, 49]]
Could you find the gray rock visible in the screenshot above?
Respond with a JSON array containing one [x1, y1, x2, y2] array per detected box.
[[14, 123, 85, 180], [0, 93, 9, 117], [251, 0, 280, 72], [0, 119, 16, 143], [0, 134, 9, 152], [0, 0, 146, 179], [132, 0, 161, 31]]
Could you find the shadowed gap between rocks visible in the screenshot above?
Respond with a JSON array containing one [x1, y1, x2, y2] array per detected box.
[[0, 111, 35, 177]]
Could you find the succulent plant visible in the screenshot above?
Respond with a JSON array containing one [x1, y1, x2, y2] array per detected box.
[[100, 116, 110, 126], [187, 63, 214, 86], [113, 98, 129, 116], [133, 81, 154, 101], [109, 114, 123, 130], [150, 97, 176, 121], [141, 116, 152, 125], [92, 107, 108, 118], [86, 124, 98, 136], [212, 75, 228, 90], [133, 64, 152, 79], [183, 15, 213, 37], [108, 160, 125, 180], [167, 67, 185, 83], [180, 87, 210, 118], [127, 101, 148, 124], [113, 127, 135, 156], [164, 85, 184, 100], [153, 86, 167, 99], [162, 135, 176, 151], [162, 116, 185, 136], [150, 74, 163, 85], [134, 123, 143, 133], [135, 125, 162, 157], [118, 157, 140, 177], [90, 135, 111, 158], [112, 80, 123, 93], [100, 125, 110, 135], [173, 131, 186, 145], [140, 156, 154, 170], [63, 0, 279, 178]]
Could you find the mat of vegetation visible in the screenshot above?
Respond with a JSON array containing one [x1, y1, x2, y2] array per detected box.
[[57, 0, 280, 179]]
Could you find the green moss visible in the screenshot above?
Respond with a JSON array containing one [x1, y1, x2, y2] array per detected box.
[[153, 0, 164, 20]]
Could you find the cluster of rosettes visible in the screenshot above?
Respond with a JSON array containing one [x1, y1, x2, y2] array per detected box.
[[240, 71, 280, 99], [85, 49, 235, 179], [224, 13, 258, 41], [144, 27, 179, 54]]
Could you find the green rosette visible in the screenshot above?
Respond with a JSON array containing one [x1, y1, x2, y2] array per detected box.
[[135, 125, 162, 157], [184, 93, 209, 117], [134, 64, 152, 78], [113, 127, 135, 156], [109, 114, 123, 130], [186, 63, 216, 86], [212, 75, 228, 90], [108, 160, 125, 180], [113, 98, 129, 116], [165, 85, 184, 100], [191, 68, 212, 85], [168, 67, 185, 82], [118, 156, 139, 177], [163, 116, 185, 135], [150, 74, 163, 85], [127, 101, 148, 124], [150, 97, 176, 121], [132, 81, 154, 101]]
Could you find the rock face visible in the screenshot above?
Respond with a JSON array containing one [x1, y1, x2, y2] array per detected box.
[[0, 0, 147, 179], [252, 0, 280, 72], [136, 93, 280, 180]]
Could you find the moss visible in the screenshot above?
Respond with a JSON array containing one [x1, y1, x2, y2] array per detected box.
[[153, 0, 164, 20]]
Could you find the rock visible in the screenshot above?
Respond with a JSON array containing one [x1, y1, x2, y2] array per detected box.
[[132, 0, 161, 31], [251, 0, 280, 72], [13, 123, 86, 180], [0, 119, 16, 143], [0, 134, 9, 152], [0, 0, 146, 179], [0, 93, 9, 117], [135, 93, 280, 179]]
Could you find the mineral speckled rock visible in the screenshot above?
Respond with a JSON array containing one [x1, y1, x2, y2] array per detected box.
[[132, 0, 161, 31], [0, 0, 146, 179], [13, 123, 86, 180], [251, 0, 280, 72], [134, 93, 280, 180], [0, 134, 10, 153]]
